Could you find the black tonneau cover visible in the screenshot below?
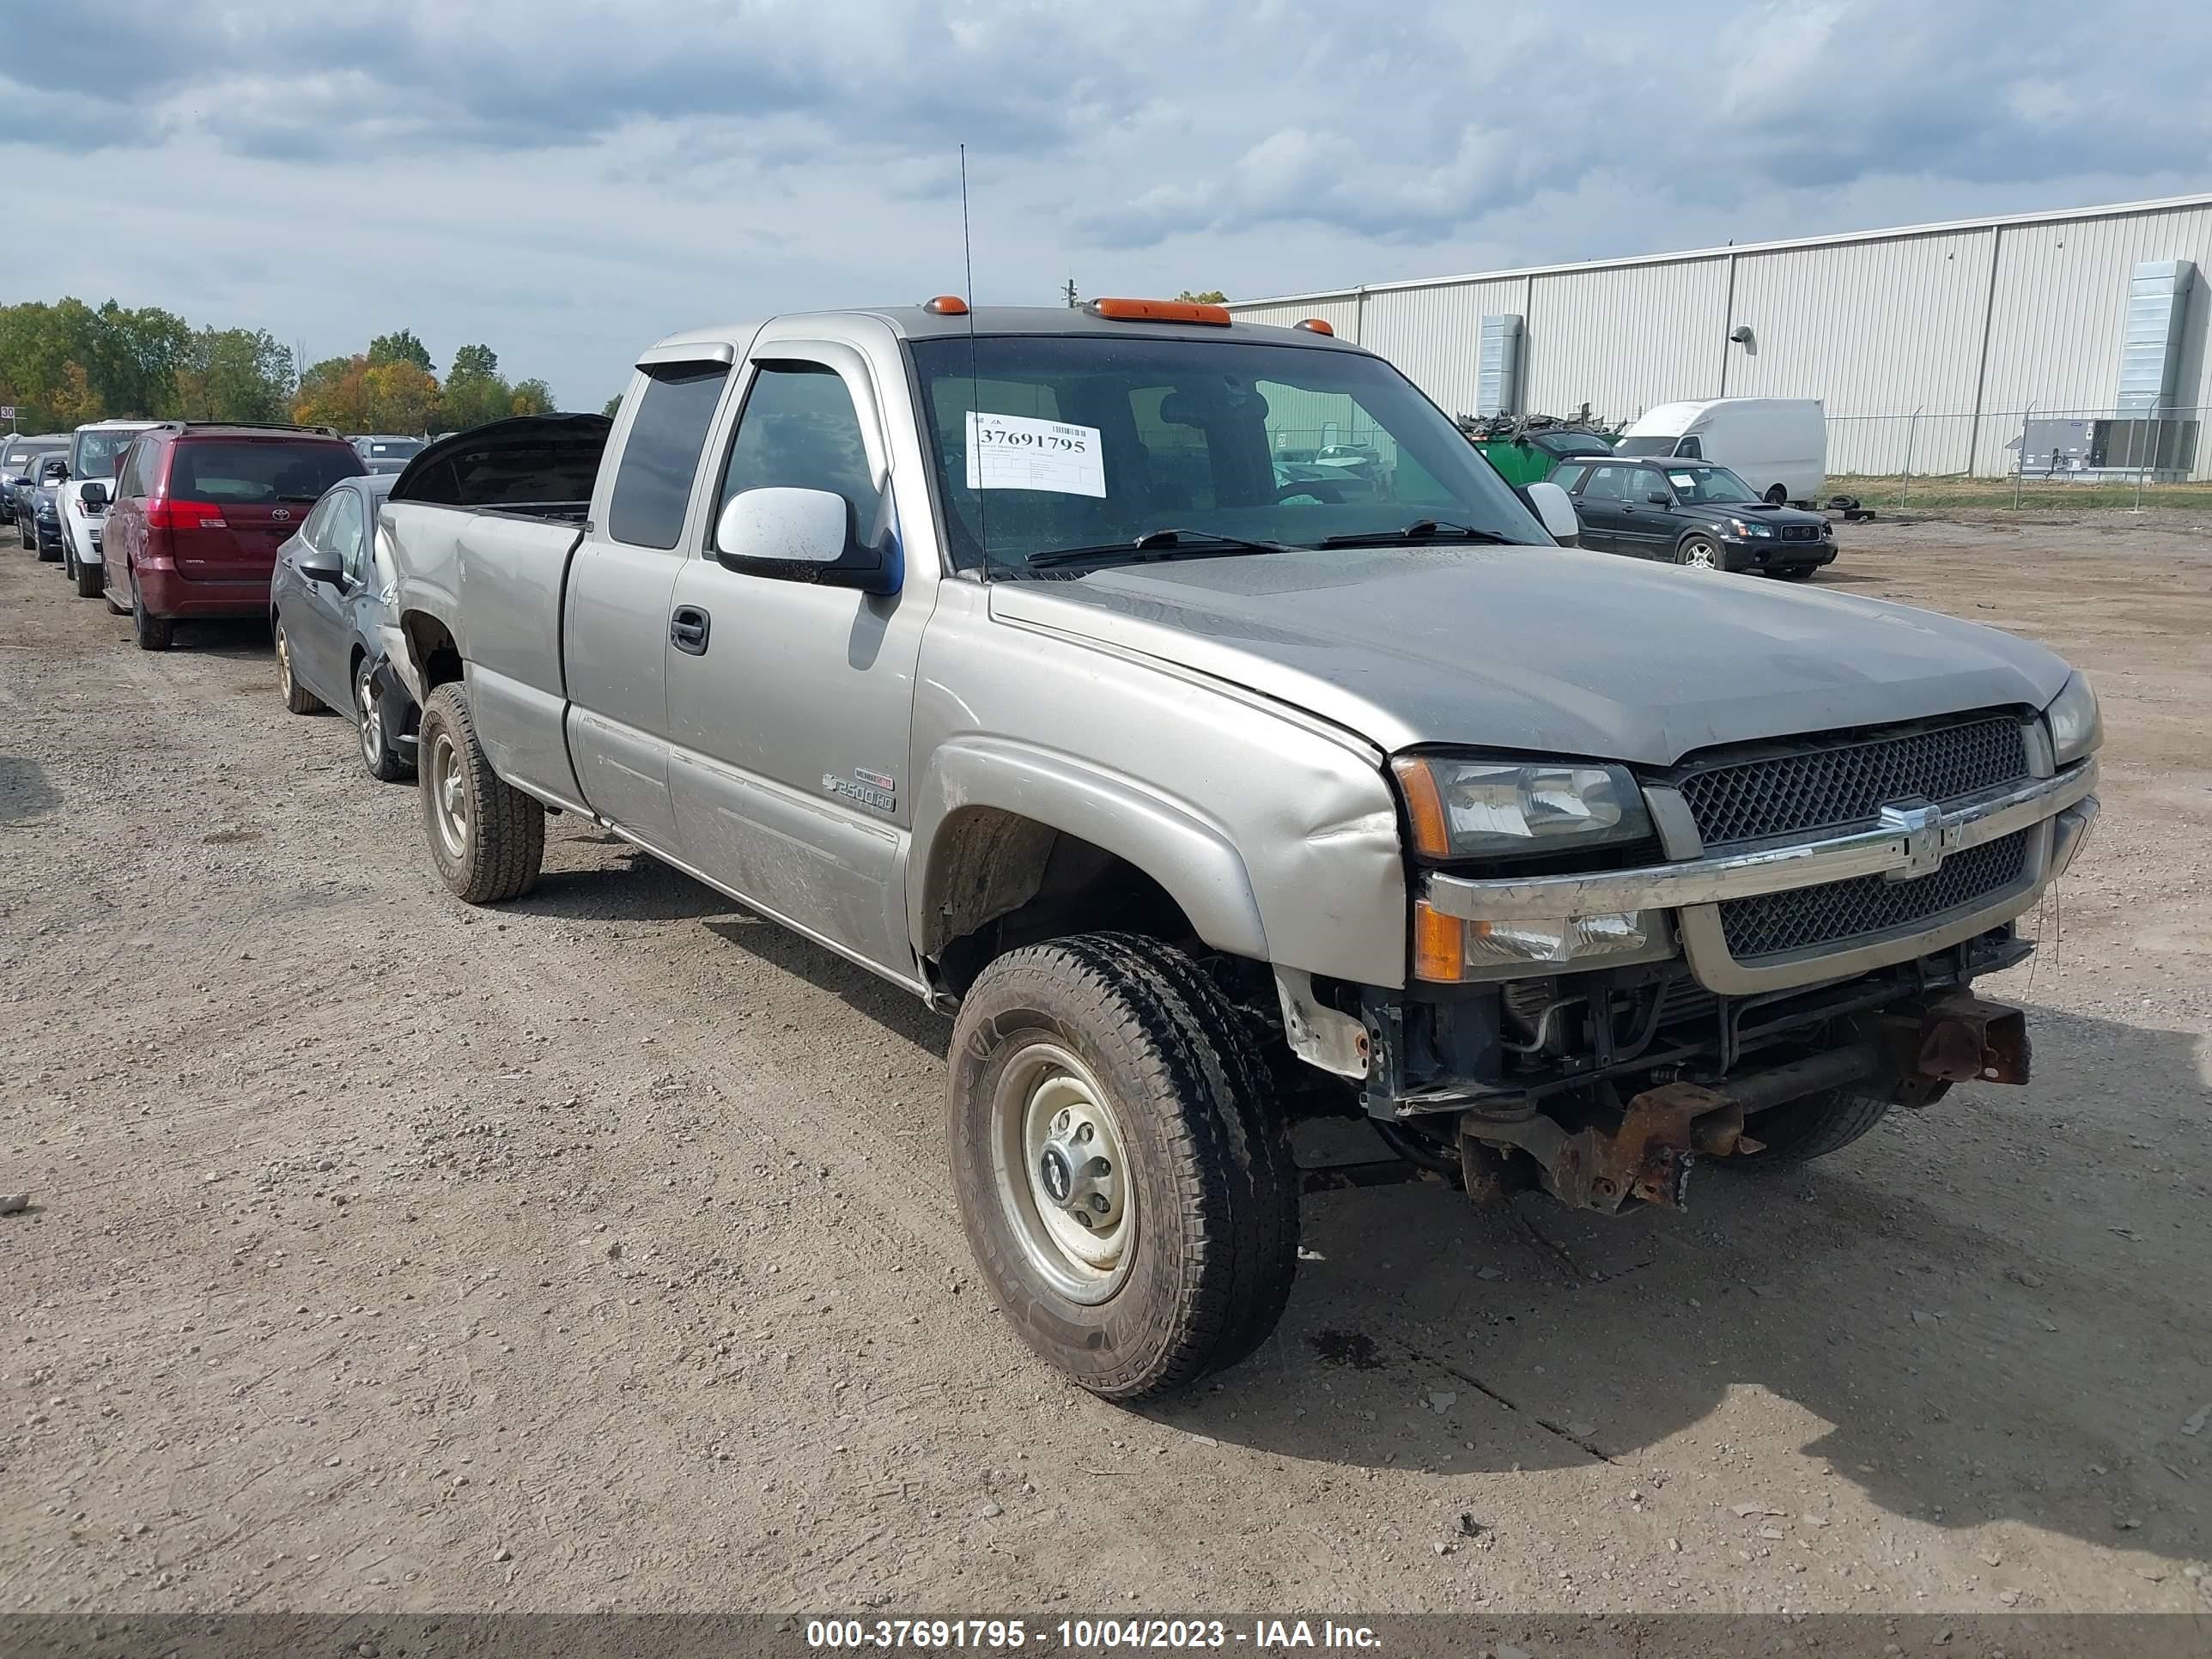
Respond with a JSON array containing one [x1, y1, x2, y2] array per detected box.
[[388, 414, 610, 511]]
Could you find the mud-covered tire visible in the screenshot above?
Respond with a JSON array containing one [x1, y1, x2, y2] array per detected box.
[[73, 555, 103, 599], [1722, 1089, 1893, 1168], [948, 933, 1299, 1401], [417, 682, 544, 903], [274, 622, 322, 713], [131, 580, 172, 651]]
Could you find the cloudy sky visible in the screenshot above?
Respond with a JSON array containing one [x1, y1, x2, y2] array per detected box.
[[8, 0, 2210, 408]]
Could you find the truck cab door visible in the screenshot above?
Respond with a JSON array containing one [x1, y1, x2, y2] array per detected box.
[[665, 341, 927, 979], [563, 356, 734, 856]]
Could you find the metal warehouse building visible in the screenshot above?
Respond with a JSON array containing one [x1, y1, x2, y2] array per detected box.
[[1228, 193, 2212, 483]]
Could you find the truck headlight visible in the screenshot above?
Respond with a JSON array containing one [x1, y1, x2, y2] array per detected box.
[[2044, 672, 2101, 764], [1391, 754, 1652, 861]]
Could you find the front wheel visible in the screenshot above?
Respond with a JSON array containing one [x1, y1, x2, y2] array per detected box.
[[418, 683, 544, 902], [355, 659, 411, 782], [1677, 534, 1723, 571], [948, 933, 1299, 1401]]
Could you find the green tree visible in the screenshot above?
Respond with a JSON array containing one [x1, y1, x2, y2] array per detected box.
[[294, 356, 373, 431], [448, 343, 499, 382], [174, 328, 293, 422], [508, 378, 556, 416], [367, 329, 434, 374], [1175, 289, 1228, 305], [601, 394, 622, 418], [364, 361, 441, 434]]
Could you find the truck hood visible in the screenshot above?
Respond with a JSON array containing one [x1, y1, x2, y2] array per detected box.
[[986, 546, 2072, 766]]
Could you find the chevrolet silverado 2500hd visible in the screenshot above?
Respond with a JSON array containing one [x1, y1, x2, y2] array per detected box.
[[381, 298, 2101, 1401]]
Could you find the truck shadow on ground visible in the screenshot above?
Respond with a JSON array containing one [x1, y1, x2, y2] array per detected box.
[[1152, 1004, 2208, 1561], [0, 753, 62, 826]]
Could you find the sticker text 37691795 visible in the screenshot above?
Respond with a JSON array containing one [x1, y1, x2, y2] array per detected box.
[[965, 411, 1106, 498]]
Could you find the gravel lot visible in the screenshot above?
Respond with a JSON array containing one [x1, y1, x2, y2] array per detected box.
[[3, 511, 2208, 1619]]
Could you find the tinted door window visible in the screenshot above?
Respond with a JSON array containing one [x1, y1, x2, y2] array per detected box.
[[1674, 436, 1703, 459], [609, 363, 730, 549], [1579, 465, 1632, 502], [327, 491, 368, 582], [1637, 469, 1674, 503], [299, 493, 339, 548], [1550, 462, 1590, 494], [715, 362, 879, 538], [113, 442, 143, 500]]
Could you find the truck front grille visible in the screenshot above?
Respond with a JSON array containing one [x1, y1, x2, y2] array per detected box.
[[1717, 829, 2031, 959], [1680, 714, 2029, 848]]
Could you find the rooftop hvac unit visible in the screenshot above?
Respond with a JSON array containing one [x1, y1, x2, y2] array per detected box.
[[1476, 314, 1522, 417], [2117, 259, 2196, 414]]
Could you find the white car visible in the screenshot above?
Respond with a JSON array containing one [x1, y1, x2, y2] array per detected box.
[[59, 419, 159, 599]]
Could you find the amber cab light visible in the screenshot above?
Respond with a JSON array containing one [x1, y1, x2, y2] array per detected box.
[[923, 295, 970, 315], [1085, 297, 1232, 325], [1293, 318, 1335, 335]]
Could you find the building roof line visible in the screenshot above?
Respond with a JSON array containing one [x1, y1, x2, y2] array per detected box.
[[1225, 191, 2212, 311]]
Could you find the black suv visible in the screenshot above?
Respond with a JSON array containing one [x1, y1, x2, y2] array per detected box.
[[1551, 456, 1835, 577]]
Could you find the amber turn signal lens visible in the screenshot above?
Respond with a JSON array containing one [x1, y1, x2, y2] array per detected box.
[[1390, 756, 1452, 860], [1085, 297, 1233, 325], [1413, 901, 1466, 984], [923, 295, 970, 315]]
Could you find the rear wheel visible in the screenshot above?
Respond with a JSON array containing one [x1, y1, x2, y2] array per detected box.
[[948, 933, 1299, 1401], [1720, 1088, 1894, 1168], [1677, 534, 1722, 572], [1765, 483, 1789, 505], [418, 682, 544, 902], [274, 622, 322, 713], [130, 577, 172, 652], [73, 554, 103, 599], [355, 659, 410, 782]]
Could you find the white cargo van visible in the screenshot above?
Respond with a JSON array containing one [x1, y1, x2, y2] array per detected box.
[[1618, 398, 1825, 506]]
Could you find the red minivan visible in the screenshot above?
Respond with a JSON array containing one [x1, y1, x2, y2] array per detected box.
[[100, 422, 366, 651]]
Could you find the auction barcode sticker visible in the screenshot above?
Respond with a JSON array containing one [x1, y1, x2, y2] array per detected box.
[[966, 411, 1105, 497]]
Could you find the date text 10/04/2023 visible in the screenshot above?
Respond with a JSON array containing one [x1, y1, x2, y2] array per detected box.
[[804, 1620, 1383, 1650]]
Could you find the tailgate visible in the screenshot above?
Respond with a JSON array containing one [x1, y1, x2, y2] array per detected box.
[[167, 437, 362, 583]]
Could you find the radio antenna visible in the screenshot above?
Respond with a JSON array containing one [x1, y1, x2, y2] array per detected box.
[[960, 143, 994, 582]]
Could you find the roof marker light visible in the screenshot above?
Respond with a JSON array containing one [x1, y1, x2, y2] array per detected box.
[[923, 295, 970, 315], [1293, 318, 1335, 335], [1085, 297, 1233, 325]]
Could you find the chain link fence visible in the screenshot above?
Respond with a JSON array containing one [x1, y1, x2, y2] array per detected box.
[[1823, 404, 2210, 508]]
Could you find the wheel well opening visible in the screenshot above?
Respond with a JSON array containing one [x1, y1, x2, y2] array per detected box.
[[924, 810, 1197, 997], [403, 611, 462, 691]]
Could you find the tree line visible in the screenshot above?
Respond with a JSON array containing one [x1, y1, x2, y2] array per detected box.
[[0, 301, 558, 436]]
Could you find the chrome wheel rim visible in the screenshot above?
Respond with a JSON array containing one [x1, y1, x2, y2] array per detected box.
[[275, 629, 294, 696], [428, 731, 468, 860], [990, 1040, 1135, 1304], [1683, 540, 1716, 570], [356, 667, 382, 767]]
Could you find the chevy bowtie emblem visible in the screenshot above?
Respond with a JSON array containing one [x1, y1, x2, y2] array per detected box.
[[1880, 799, 1943, 880]]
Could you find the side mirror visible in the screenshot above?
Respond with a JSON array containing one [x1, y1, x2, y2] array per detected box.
[[1646, 490, 1672, 506], [1526, 480, 1580, 545], [296, 542, 345, 587], [79, 481, 109, 507], [713, 486, 900, 596]]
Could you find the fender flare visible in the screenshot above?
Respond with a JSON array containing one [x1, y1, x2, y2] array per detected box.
[[908, 736, 1269, 963]]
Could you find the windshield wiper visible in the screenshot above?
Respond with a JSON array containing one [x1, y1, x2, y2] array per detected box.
[[1319, 520, 1515, 548], [1026, 528, 1296, 570]]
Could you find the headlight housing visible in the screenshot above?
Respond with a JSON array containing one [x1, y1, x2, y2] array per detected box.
[[1391, 754, 1652, 862], [2044, 672, 2101, 765], [1727, 517, 1776, 538]]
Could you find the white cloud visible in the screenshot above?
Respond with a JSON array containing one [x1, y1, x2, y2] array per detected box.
[[4, 0, 2209, 405]]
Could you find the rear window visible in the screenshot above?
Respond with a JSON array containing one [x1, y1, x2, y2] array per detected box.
[[1614, 436, 1674, 457], [608, 363, 730, 549], [171, 440, 363, 505]]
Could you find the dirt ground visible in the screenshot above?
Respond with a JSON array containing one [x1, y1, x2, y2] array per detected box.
[[3, 510, 2209, 1621]]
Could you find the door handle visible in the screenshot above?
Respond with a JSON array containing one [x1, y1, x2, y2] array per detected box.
[[671, 605, 712, 655]]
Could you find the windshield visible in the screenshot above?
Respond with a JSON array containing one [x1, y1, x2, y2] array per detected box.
[[908, 334, 1549, 573], [1664, 466, 1758, 503], [1615, 436, 1679, 457], [72, 428, 149, 479]]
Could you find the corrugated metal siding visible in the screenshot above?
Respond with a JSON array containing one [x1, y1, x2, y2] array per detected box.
[[1227, 197, 2212, 478], [1358, 277, 1528, 416], [1522, 258, 1730, 422]]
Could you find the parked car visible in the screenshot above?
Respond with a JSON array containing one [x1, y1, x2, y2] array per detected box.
[[15, 453, 70, 556], [381, 300, 2096, 1402], [1549, 456, 1836, 575], [57, 420, 160, 596], [2, 434, 69, 524], [268, 471, 416, 780], [1616, 398, 1826, 506], [352, 434, 426, 476], [94, 422, 366, 649]]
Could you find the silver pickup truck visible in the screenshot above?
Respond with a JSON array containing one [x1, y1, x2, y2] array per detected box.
[[382, 298, 2101, 1401]]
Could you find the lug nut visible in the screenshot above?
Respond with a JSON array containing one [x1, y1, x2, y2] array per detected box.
[[1088, 1194, 1109, 1214]]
